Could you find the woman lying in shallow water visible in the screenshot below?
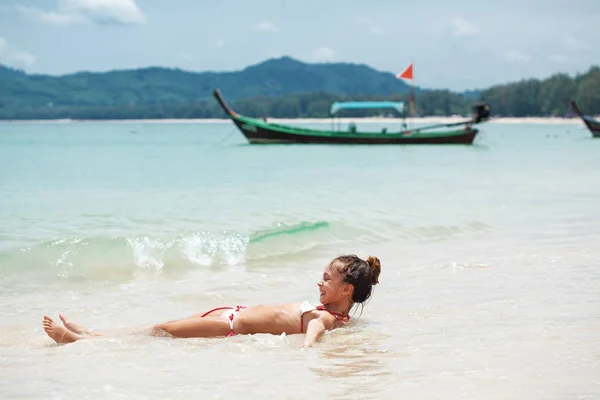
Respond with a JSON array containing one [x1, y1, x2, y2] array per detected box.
[[43, 254, 381, 348]]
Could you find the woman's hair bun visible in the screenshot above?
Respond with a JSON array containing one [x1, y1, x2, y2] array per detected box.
[[366, 256, 381, 285]]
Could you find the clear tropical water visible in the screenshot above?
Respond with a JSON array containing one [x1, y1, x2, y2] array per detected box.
[[1, 120, 598, 399]]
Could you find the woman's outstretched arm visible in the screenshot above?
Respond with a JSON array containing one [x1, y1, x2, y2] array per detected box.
[[303, 317, 327, 347]]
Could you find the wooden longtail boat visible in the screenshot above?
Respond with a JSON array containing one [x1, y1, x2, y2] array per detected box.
[[213, 89, 490, 145], [570, 100, 600, 137]]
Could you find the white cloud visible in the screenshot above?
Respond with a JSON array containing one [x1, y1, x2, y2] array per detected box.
[[254, 21, 278, 32], [449, 18, 479, 38], [548, 54, 581, 64], [181, 53, 192, 61], [63, 0, 146, 25], [16, 5, 85, 25], [15, 0, 146, 26], [562, 36, 593, 52], [505, 50, 531, 63], [0, 38, 36, 68], [215, 39, 225, 48], [8, 50, 36, 67], [312, 47, 335, 62]]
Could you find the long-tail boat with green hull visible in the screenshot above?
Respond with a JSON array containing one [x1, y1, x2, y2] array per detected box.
[[213, 89, 490, 145], [570, 100, 600, 137]]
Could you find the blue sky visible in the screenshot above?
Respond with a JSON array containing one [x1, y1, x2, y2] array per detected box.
[[0, 0, 598, 90]]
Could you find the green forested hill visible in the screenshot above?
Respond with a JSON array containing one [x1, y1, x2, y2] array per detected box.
[[0, 56, 410, 108], [0, 57, 598, 120], [479, 66, 600, 116]]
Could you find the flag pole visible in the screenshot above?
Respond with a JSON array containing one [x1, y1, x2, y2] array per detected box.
[[396, 61, 414, 130], [408, 61, 415, 119], [409, 61, 413, 128]]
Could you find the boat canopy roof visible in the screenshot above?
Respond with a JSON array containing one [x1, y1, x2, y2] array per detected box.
[[330, 101, 405, 115]]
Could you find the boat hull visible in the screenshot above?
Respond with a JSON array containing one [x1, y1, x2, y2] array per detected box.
[[213, 88, 482, 145], [232, 118, 478, 144]]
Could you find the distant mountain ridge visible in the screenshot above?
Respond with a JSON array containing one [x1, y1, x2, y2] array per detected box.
[[0, 57, 598, 120], [0, 56, 415, 109]]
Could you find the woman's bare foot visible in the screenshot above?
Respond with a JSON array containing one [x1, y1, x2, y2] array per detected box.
[[43, 316, 82, 344]]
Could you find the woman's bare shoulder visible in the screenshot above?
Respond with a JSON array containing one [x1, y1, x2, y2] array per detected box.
[[306, 309, 337, 329]]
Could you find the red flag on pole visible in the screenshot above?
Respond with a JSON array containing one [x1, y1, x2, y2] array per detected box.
[[396, 62, 415, 117], [396, 63, 413, 81]]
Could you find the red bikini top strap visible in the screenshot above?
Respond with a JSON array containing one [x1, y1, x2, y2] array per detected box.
[[316, 305, 351, 322]]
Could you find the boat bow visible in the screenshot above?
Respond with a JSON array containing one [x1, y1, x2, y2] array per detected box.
[[571, 100, 600, 137], [213, 89, 238, 118]]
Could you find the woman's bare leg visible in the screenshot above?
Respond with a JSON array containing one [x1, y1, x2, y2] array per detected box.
[[45, 311, 233, 342], [59, 313, 102, 336], [152, 317, 232, 338]]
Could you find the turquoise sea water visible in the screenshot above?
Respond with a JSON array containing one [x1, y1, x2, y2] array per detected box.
[[1, 120, 599, 399]]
